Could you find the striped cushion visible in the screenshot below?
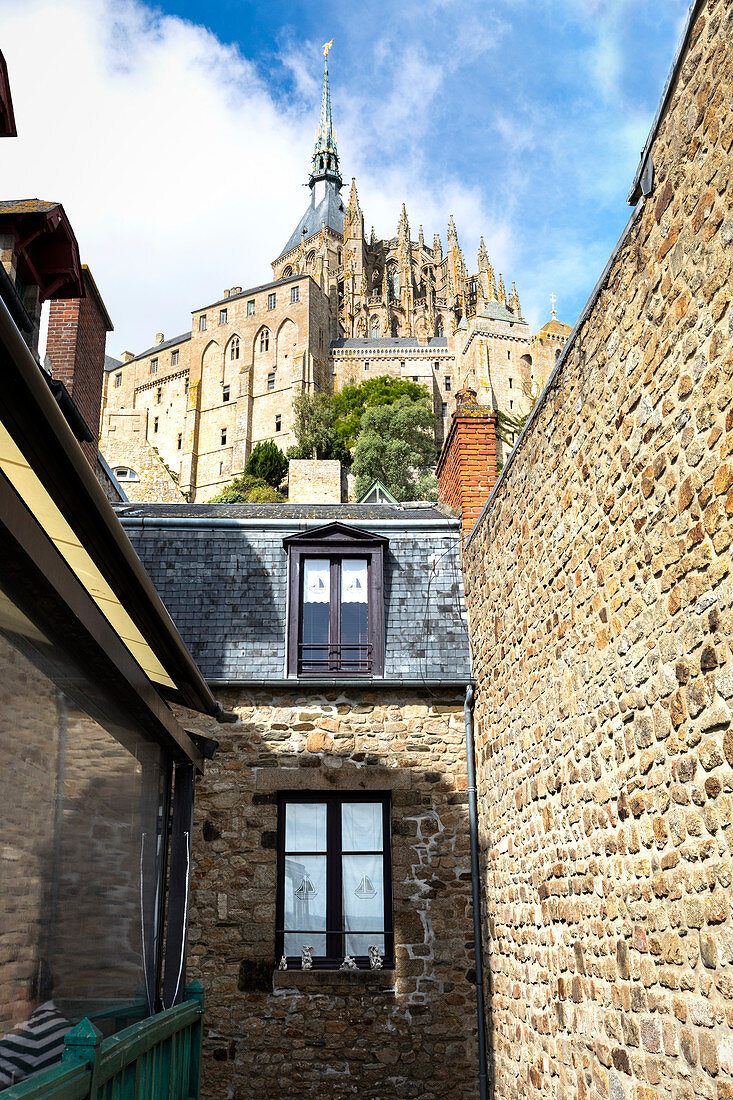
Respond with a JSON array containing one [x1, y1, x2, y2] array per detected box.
[[0, 1001, 71, 1087]]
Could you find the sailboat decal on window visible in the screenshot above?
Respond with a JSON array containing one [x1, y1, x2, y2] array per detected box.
[[295, 873, 318, 901], [354, 874, 377, 899]]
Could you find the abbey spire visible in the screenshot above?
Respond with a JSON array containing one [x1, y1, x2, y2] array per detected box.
[[309, 41, 342, 191]]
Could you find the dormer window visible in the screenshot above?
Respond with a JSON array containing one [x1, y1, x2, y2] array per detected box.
[[284, 523, 387, 678]]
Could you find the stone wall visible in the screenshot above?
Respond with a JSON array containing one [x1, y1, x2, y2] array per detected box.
[[176, 687, 479, 1100], [462, 2, 733, 1096], [288, 458, 345, 503], [101, 410, 184, 502]]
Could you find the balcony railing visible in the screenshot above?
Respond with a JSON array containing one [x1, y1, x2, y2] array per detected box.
[[299, 642, 373, 674], [3, 982, 204, 1100]]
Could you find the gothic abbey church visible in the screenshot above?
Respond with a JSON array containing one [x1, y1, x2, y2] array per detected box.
[[101, 48, 571, 503]]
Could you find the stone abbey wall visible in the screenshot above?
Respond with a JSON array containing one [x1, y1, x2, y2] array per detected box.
[[176, 687, 479, 1100], [463, 2, 733, 1096]]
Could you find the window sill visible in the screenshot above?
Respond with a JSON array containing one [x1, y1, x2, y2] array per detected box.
[[273, 969, 395, 991]]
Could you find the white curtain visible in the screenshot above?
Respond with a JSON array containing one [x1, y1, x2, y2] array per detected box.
[[341, 559, 368, 604], [303, 559, 330, 604]]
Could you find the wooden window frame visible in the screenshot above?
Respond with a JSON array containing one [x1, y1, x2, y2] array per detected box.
[[283, 523, 387, 679], [275, 791, 394, 969]]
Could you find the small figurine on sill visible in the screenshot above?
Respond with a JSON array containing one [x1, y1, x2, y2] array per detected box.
[[278, 956, 288, 971], [368, 945, 383, 970], [301, 946, 314, 970], [339, 955, 358, 970]]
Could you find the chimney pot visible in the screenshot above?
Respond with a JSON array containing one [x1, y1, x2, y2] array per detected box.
[[120, 351, 134, 363]]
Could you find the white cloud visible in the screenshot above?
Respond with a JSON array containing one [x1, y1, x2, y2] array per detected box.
[[1, 0, 512, 357]]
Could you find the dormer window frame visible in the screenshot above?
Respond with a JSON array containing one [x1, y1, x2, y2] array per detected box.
[[283, 523, 388, 680]]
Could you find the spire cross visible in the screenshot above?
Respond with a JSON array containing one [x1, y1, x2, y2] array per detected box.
[[323, 39, 334, 59], [550, 292, 557, 318]]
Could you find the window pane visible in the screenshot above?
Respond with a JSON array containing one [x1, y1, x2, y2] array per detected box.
[[284, 855, 326, 942], [342, 854, 384, 957], [302, 559, 330, 671], [340, 559, 368, 670], [341, 802, 383, 852], [284, 933, 326, 958], [285, 802, 326, 852]]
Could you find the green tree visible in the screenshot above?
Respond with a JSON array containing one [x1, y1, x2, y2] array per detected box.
[[209, 472, 285, 503], [288, 391, 349, 463], [333, 375, 428, 450], [245, 440, 288, 487], [352, 396, 437, 501]]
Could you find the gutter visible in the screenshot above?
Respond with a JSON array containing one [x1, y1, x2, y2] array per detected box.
[[118, 516, 461, 532], [0, 293, 222, 718], [627, 0, 705, 204], [205, 677, 473, 690], [464, 685, 489, 1100]]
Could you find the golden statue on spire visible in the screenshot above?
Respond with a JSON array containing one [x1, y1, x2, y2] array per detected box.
[[323, 39, 334, 59]]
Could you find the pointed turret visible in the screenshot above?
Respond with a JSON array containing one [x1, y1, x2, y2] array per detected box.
[[418, 225, 425, 250], [432, 233, 443, 264], [487, 266, 497, 301], [309, 46, 342, 191], [508, 280, 522, 318], [478, 236, 489, 272], [497, 274, 506, 306], [397, 203, 410, 243], [447, 215, 458, 245], [345, 177, 363, 240]]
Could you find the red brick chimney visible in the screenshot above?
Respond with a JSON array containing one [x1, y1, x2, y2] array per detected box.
[[436, 386, 498, 538], [46, 265, 113, 467]]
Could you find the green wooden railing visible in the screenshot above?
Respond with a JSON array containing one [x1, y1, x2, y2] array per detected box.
[[3, 982, 204, 1100]]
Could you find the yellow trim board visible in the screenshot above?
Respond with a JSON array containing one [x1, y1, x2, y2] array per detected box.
[[0, 421, 176, 689]]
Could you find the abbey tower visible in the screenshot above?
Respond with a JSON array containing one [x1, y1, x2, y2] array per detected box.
[[101, 46, 570, 503]]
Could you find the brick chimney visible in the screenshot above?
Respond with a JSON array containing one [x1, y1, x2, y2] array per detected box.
[[46, 265, 113, 467], [436, 386, 498, 538]]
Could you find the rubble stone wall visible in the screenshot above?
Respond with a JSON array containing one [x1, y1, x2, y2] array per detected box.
[[176, 686, 479, 1100], [463, 2, 733, 1096]]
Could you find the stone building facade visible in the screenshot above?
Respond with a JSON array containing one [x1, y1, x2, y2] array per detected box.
[[116, 500, 482, 1098], [100, 50, 571, 503], [455, 1, 733, 1096]]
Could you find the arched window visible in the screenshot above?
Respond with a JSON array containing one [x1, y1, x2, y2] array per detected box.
[[337, 249, 342, 266], [260, 329, 270, 353], [230, 336, 240, 360], [555, 347, 561, 361], [114, 467, 140, 482], [371, 317, 380, 339], [388, 267, 399, 298], [282, 265, 292, 278], [306, 250, 316, 269], [435, 315, 444, 337], [390, 317, 399, 338]]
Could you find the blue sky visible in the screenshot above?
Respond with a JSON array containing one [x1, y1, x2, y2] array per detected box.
[[2, 0, 690, 353]]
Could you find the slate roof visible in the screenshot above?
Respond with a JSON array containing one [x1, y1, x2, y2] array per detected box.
[[0, 198, 58, 215], [117, 503, 471, 684], [477, 300, 519, 324], [114, 332, 191, 367], [278, 182, 345, 259], [331, 337, 448, 350], [116, 502, 445, 522], [104, 354, 122, 373]]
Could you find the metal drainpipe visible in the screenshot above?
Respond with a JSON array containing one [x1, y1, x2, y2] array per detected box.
[[465, 684, 489, 1100]]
